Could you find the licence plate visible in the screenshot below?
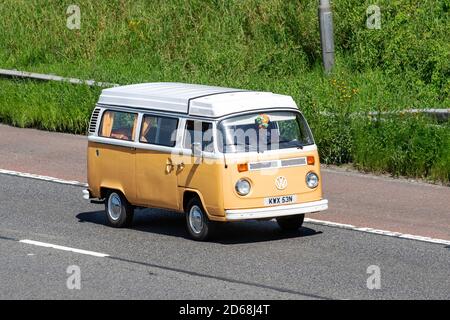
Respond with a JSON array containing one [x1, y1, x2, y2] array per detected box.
[[264, 195, 297, 206]]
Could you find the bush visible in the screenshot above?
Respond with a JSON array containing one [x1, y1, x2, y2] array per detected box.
[[352, 115, 450, 182]]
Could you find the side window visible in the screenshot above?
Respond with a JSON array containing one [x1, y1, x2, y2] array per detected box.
[[183, 120, 214, 153], [140, 115, 178, 147], [100, 110, 137, 141]]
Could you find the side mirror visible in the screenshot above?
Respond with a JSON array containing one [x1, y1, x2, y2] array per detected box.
[[191, 142, 202, 158]]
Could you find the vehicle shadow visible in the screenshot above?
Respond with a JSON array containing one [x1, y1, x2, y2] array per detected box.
[[76, 208, 323, 245]]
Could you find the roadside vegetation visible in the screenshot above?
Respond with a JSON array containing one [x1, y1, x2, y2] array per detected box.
[[0, 0, 448, 183]]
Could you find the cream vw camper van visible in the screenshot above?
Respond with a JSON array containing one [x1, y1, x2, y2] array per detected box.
[[84, 83, 328, 240]]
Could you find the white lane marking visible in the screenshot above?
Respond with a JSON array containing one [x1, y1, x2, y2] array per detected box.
[[2, 168, 449, 247], [0, 169, 87, 187], [305, 218, 450, 246], [20, 240, 109, 258]]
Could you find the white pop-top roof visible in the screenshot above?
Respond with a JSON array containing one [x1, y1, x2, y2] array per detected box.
[[98, 82, 298, 118]]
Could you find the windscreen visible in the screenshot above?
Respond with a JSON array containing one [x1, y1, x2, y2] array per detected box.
[[218, 111, 314, 153]]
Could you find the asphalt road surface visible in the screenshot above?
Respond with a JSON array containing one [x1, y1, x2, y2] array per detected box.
[[0, 173, 449, 299]]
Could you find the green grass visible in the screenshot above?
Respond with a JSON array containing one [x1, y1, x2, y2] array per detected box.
[[352, 116, 450, 183], [0, 79, 101, 134], [0, 0, 448, 183]]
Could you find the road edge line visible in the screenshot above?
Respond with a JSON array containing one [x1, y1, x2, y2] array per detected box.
[[0, 168, 87, 187], [305, 218, 450, 246]]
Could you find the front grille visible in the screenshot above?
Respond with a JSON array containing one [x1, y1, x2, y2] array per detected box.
[[249, 161, 278, 170], [249, 157, 307, 171], [281, 157, 306, 167]]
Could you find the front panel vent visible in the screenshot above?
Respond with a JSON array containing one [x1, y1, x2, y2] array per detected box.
[[89, 108, 101, 134]]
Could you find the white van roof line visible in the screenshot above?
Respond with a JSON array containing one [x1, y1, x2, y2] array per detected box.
[[98, 82, 299, 118]]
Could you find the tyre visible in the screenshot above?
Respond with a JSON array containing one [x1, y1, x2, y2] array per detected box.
[[276, 214, 305, 231], [105, 190, 134, 228], [185, 197, 214, 241]]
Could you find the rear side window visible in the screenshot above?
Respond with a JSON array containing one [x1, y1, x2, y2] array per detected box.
[[100, 110, 137, 141], [140, 115, 178, 147]]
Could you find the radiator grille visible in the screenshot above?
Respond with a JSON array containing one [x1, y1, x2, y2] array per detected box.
[[249, 161, 278, 170], [249, 157, 307, 170], [281, 157, 306, 167]]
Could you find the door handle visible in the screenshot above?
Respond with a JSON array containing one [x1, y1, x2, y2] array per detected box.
[[166, 158, 175, 174], [177, 162, 185, 171]]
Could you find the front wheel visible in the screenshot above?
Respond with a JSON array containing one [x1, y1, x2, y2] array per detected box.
[[105, 191, 134, 228], [276, 214, 305, 231], [185, 198, 215, 241]]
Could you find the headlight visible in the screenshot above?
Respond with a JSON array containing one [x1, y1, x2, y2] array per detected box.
[[306, 172, 319, 189], [235, 179, 251, 196]]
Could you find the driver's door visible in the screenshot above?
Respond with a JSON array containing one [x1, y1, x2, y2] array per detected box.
[[176, 120, 224, 216]]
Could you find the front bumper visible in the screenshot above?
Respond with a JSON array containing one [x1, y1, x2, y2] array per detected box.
[[225, 199, 328, 221]]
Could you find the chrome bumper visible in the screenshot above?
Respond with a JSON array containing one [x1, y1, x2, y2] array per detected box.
[[225, 199, 328, 221]]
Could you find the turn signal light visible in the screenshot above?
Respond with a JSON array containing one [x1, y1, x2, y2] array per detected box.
[[237, 163, 249, 172], [307, 156, 315, 165]]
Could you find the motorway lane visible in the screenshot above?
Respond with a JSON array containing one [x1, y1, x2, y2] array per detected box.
[[0, 124, 449, 241], [0, 174, 449, 299], [0, 240, 305, 300]]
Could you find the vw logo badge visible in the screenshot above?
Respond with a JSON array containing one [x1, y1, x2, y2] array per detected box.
[[275, 176, 288, 190]]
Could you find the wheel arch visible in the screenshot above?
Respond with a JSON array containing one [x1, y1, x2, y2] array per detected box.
[[182, 189, 208, 213], [100, 185, 126, 200]]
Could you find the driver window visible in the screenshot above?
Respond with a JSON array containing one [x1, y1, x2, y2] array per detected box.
[[183, 120, 214, 153]]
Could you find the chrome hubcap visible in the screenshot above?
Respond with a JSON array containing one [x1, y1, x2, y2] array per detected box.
[[108, 193, 122, 221], [189, 205, 204, 234]]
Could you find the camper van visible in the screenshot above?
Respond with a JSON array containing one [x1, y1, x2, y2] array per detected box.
[[83, 83, 328, 240]]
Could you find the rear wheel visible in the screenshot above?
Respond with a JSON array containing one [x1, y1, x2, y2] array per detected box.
[[105, 191, 134, 228], [276, 214, 305, 231], [185, 197, 214, 241]]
